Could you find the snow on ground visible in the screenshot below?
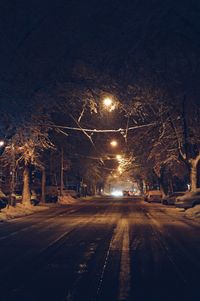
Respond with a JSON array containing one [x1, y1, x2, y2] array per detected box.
[[0, 203, 48, 222], [0, 195, 78, 222], [1, 196, 200, 224], [58, 194, 77, 204], [185, 205, 200, 222], [79, 196, 94, 201]]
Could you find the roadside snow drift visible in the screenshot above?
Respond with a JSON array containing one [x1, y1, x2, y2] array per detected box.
[[58, 195, 77, 204], [185, 205, 200, 222], [0, 203, 48, 222]]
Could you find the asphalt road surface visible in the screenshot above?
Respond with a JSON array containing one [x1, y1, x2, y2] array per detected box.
[[0, 197, 200, 301]]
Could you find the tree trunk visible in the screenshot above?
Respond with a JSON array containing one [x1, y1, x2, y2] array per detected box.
[[190, 162, 197, 191], [93, 183, 97, 195], [154, 166, 167, 197], [41, 167, 46, 203], [182, 95, 189, 161], [159, 180, 166, 197], [142, 180, 147, 193], [22, 165, 31, 205], [189, 155, 200, 191], [168, 177, 174, 194]]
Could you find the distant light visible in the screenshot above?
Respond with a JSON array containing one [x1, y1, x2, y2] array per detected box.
[[118, 166, 122, 173], [111, 190, 123, 197], [116, 154, 122, 161], [0, 140, 5, 147], [110, 140, 118, 147]]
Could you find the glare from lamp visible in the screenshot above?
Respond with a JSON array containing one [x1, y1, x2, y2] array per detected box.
[[103, 97, 113, 107], [116, 154, 122, 161], [110, 140, 118, 147], [0, 140, 5, 147]]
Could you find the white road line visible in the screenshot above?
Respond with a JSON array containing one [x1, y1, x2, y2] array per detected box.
[[118, 219, 131, 301]]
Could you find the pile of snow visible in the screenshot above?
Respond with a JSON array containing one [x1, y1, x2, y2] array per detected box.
[[185, 204, 200, 222], [58, 194, 77, 204], [0, 203, 48, 222], [79, 196, 94, 201]]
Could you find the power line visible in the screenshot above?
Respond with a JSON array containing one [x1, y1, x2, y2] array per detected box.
[[54, 122, 155, 133]]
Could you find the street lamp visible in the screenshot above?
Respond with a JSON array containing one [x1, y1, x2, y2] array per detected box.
[[0, 140, 5, 147], [103, 97, 113, 108], [103, 97, 116, 112], [0, 140, 5, 156], [118, 166, 122, 174], [110, 140, 118, 147], [116, 154, 122, 161]]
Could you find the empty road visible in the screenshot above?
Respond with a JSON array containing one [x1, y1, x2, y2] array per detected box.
[[0, 197, 200, 301]]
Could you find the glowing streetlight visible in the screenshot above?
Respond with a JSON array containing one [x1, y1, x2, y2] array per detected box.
[[103, 96, 117, 112], [116, 154, 122, 161], [103, 97, 113, 108], [110, 140, 118, 147], [118, 166, 122, 174], [0, 140, 5, 147]]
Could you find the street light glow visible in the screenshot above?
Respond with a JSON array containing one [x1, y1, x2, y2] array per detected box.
[[118, 166, 122, 173], [110, 140, 118, 147], [103, 97, 113, 107], [116, 154, 122, 160], [103, 96, 117, 112], [0, 140, 5, 147]]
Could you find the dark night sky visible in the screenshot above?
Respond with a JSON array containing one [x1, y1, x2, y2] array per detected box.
[[0, 0, 200, 179], [0, 0, 200, 111]]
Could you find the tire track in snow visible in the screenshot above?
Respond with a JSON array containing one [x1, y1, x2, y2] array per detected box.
[[117, 219, 131, 301]]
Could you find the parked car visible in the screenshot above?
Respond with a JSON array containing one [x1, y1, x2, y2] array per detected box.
[[60, 189, 78, 198], [45, 186, 58, 203], [175, 189, 200, 209], [144, 190, 162, 203], [30, 190, 40, 206], [162, 192, 185, 205], [0, 199, 7, 210], [14, 192, 22, 203], [123, 190, 129, 196], [122, 190, 133, 196], [0, 190, 8, 209], [8, 191, 23, 206]]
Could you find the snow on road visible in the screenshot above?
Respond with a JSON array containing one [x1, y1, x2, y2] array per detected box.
[[117, 219, 131, 301], [109, 218, 131, 300]]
